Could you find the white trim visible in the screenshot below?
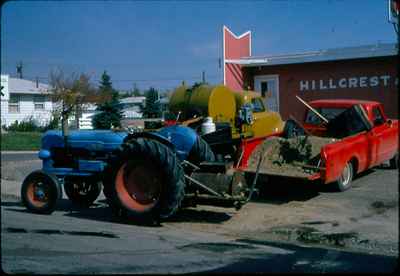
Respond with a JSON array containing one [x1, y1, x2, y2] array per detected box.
[[223, 25, 226, 85], [249, 29, 252, 56], [223, 25, 251, 40], [223, 25, 252, 85], [254, 74, 280, 112]]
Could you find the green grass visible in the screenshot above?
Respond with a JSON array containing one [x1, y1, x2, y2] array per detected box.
[[1, 131, 43, 151]]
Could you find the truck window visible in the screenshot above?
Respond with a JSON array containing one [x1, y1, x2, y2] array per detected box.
[[305, 108, 346, 125], [372, 106, 385, 125], [251, 98, 265, 112]]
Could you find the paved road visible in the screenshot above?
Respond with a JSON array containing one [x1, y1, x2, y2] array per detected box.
[[1, 153, 398, 273], [1, 196, 397, 274], [1, 151, 39, 163]]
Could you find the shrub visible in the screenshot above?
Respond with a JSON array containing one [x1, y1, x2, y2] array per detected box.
[[7, 117, 40, 132], [42, 115, 61, 132]]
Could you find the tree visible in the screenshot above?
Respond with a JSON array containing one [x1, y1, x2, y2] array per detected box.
[[143, 87, 161, 118], [92, 71, 123, 129], [49, 70, 98, 143], [132, 86, 142, 97]]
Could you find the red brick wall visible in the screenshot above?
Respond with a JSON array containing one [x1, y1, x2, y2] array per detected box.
[[243, 56, 398, 120]]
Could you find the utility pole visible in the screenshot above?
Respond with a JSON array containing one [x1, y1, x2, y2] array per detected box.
[[202, 71, 206, 83], [16, 61, 23, 79]]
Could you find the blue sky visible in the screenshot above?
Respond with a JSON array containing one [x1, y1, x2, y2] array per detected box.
[[1, 0, 397, 92]]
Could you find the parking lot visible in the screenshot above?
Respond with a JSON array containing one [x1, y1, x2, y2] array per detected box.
[[1, 152, 398, 273]]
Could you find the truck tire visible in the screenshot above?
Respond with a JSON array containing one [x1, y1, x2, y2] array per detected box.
[[187, 136, 215, 165], [389, 153, 398, 169], [21, 170, 61, 214], [334, 162, 354, 192], [64, 176, 102, 207], [105, 138, 185, 221]]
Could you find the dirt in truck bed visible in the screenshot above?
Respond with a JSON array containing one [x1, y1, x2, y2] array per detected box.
[[247, 136, 338, 178]]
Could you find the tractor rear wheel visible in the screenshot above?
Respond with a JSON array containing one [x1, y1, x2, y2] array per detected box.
[[187, 136, 215, 165], [64, 176, 102, 207], [21, 170, 61, 214], [105, 138, 185, 221]]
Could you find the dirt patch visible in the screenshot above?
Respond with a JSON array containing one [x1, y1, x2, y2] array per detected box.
[[177, 242, 256, 253], [268, 225, 359, 248], [3, 227, 119, 239], [246, 136, 337, 178], [369, 201, 398, 214]]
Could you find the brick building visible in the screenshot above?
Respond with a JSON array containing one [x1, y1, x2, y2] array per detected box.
[[223, 26, 398, 120]]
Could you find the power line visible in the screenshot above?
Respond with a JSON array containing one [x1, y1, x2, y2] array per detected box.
[[20, 75, 221, 83]]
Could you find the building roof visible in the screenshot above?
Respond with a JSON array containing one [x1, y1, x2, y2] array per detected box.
[[119, 96, 146, 104], [225, 43, 398, 67], [7, 76, 51, 95]]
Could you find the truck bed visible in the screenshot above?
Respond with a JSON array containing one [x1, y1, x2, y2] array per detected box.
[[244, 136, 336, 179]]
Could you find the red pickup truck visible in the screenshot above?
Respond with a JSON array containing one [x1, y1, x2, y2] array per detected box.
[[240, 99, 398, 191]]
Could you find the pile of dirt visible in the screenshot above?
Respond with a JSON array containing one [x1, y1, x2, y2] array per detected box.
[[247, 136, 337, 178]]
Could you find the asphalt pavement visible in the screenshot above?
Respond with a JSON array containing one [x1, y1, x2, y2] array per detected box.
[[1, 196, 397, 274], [1, 151, 39, 162], [1, 151, 398, 273]]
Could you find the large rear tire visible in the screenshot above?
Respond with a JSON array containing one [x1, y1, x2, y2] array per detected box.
[[21, 170, 61, 214], [104, 138, 185, 221], [187, 136, 215, 165]]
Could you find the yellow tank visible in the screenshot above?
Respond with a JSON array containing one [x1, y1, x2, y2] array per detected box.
[[169, 84, 189, 115], [169, 84, 236, 124], [169, 84, 284, 139]]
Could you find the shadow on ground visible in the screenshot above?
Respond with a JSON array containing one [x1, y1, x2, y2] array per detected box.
[[249, 168, 378, 205], [2, 198, 232, 227]]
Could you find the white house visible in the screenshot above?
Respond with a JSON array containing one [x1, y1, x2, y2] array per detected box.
[[1, 74, 53, 127], [119, 96, 146, 119]]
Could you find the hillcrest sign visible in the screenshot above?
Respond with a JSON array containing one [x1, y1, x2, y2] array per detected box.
[[299, 75, 398, 92]]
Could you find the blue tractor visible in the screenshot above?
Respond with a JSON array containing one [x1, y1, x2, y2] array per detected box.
[[21, 125, 251, 221]]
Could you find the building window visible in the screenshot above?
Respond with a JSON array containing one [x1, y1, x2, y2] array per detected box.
[[8, 94, 20, 113], [34, 95, 45, 110]]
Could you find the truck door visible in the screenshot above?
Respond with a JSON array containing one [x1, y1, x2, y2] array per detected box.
[[370, 106, 397, 163]]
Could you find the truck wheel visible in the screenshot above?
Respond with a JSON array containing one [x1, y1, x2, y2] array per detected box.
[[389, 153, 398, 169], [188, 136, 215, 165], [21, 170, 61, 214], [106, 138, 185, 221], [334, 162, 354, 192], [64, 176, 102, 207]]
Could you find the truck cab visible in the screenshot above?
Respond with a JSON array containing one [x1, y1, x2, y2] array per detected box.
[[303, 99, 392, 137]]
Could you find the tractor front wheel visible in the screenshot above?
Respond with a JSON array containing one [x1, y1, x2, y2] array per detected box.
[[21, 170, 61, 214], [64, 176, 102, 207]]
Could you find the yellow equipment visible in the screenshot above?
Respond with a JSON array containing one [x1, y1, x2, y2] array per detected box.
[[169, 84, 284, 139]]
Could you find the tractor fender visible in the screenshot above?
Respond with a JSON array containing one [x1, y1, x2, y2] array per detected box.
[[124, 131, 175, 150], [124, 125, 199, 161]]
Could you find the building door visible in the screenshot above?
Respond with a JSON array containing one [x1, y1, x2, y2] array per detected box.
[[254, 75, 279, 112]]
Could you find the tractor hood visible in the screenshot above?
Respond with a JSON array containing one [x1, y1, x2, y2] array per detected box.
[[41, 130, 128, 152]]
